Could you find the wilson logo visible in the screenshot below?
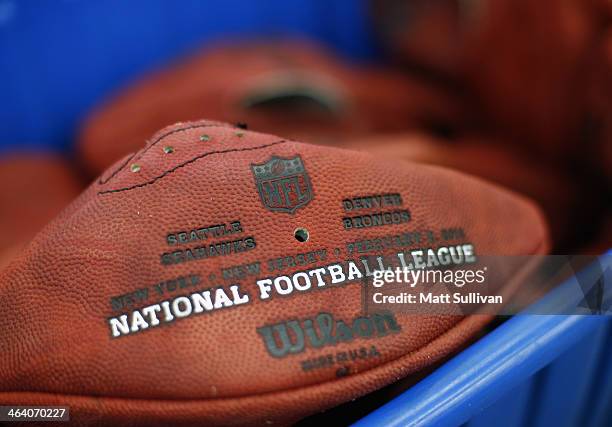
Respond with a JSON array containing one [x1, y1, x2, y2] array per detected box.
[[256, 312, 401, 358]]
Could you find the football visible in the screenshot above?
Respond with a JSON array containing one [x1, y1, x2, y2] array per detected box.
[[0, 121, 548, 426], [77, 40, 465, 175]]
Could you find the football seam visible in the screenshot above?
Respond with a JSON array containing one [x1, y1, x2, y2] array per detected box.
[[97, 140, 287, 195], [98, 122, 235, 185]]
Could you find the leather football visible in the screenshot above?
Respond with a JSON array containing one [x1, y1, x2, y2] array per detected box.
[[0, 121, 548, 426], [77, 40, 466, 175]]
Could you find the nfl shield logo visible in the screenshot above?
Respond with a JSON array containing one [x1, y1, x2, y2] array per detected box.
[[251, 156, 313, 213]]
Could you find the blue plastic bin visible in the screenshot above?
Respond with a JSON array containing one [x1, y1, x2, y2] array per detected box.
[[354, 252, 612, 427]]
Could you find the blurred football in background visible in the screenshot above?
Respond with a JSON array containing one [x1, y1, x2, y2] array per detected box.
[[371, 0, 611, 163], [0, 154, 82, 270], [78, 40, 469, 175]]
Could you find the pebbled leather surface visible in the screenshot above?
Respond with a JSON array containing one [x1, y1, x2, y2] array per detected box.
[[0, 154, 82, 270], [0, 120, 548, 426]]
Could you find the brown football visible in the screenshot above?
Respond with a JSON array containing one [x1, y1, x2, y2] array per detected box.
[[77, 40, 466, 175], [0, 121, 548, 426]]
